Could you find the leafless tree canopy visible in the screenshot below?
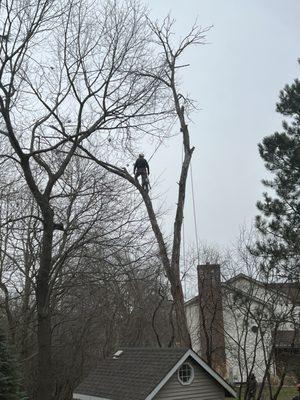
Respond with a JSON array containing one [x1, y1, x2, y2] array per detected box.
[[0, 1, 210, 399]]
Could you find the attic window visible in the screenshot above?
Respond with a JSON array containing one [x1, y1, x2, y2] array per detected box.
[[177, 362, 194, 385]]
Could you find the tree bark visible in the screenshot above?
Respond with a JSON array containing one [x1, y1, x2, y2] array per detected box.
[[36, 211, 54, 400], [171, 280, 191, 347]]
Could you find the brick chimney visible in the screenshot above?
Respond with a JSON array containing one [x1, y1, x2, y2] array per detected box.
[[197, 264, 227, 377]]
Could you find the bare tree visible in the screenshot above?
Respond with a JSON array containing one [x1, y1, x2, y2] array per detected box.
[[0, 154, 168, 398], [184, 229, 299, 399], [221, 232, 300, 400], [0, 0, 176, 397], [77, 16, 210, 347], [0, 1, 210, 397]]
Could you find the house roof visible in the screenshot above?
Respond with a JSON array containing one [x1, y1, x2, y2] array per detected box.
[[73, 347, 236, 400], [268, 282, 300, 306], [184, 282, 266, 309], [185, 274, 300, 308], [226, 274, 300, 305]]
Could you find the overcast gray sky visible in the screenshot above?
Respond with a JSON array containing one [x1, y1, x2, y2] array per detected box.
[[144, 0, 300, 249]]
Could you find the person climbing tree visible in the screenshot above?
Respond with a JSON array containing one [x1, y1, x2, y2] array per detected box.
[[134, 153, 150, 190]]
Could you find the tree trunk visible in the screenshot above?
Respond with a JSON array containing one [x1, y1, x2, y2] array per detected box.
[[170, 277, 191, 347], [78, 146, 193, 348], [36, 213, 54, 400], [142, 185, 191, 347]]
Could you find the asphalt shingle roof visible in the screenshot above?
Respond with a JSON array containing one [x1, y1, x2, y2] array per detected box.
[[74, 347, 188, 400]]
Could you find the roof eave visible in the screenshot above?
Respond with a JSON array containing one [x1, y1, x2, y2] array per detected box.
[[73, 393, 112, 400], [144, 349, 237, 399]]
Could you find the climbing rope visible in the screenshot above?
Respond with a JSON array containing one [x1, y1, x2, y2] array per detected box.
[[181, 144, 187, 297], [148, 138, 164, 162]]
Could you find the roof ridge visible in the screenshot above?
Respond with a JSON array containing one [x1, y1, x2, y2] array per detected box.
[[120, 347, 188, 350]]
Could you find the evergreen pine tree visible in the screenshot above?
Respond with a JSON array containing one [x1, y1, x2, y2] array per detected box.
[[255, 60, 300, 280], [0, 331, 27, 400]]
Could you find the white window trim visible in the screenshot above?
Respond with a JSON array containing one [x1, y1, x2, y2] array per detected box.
[[73, 394, 111, 400], [177, 361, 194, 386]]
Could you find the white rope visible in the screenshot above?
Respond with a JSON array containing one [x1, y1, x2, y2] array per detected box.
[[181, 143, 187, 298]]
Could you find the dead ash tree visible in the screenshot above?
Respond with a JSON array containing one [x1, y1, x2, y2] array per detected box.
[[77, 17, 210, 347]]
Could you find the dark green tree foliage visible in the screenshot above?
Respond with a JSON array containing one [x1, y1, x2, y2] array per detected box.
[[0, 331, 26, 400], [255, 60, 300, 279]]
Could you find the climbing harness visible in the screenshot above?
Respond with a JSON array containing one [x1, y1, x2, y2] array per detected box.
[[142, 175, 150, 192]]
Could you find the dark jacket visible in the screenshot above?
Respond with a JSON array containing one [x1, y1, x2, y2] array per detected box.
[[134, 158, 149, 174]]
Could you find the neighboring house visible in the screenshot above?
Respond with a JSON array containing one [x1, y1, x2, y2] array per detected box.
[[73, 347, 236, 400], [185, 265, 300, 383]]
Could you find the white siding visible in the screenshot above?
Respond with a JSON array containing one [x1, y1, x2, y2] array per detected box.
[[154, 359, 225, 400], [186, 277, 299, 383], [186, 301, 201, 353]]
